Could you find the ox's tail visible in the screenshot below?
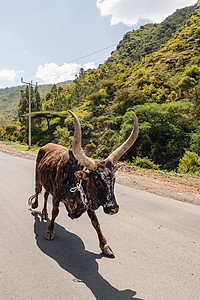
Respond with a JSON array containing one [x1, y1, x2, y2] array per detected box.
[[28, 147, 44, 207], [28, 194, 37, 206]]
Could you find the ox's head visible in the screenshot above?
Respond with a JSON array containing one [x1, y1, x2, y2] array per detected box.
[[69, 110, 139, 215]]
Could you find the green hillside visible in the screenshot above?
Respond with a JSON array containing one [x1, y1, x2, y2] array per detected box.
[[108, 4, 194, 65], [0, 81, 72, 125], [1, 1, 200, 173]]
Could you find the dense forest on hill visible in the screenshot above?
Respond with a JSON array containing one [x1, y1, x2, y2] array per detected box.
[[1, 1, 200, 173]]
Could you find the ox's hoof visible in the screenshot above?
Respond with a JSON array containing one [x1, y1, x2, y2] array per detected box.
[[101, 243, 114, 256], [41, 211, 48, 220], [32, 202, 38, 209], [45, 230, 55, 240]]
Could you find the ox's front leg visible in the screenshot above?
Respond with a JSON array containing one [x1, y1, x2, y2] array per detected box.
[[45, 196, 60, 240], [87, 209, 114, 256]]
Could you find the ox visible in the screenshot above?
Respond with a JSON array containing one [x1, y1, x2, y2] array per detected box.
[[29, 110, 139, 255]]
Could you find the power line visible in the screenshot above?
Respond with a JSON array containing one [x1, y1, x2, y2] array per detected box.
[[12, 38, 200, 86], [66, 43, 118, 64], [12, 43, 118, 85]]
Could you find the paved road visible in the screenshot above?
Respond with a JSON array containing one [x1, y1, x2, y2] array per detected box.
[[0, 151, 200, 300]]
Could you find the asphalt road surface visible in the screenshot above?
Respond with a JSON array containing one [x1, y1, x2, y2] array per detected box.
[[0, 151, 200, 300]]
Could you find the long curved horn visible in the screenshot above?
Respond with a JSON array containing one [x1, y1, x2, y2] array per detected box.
[[68, 110, 96, 170], [107, 111, 139, 164]]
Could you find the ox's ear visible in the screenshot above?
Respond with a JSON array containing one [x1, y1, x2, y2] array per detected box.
[[114, 164, 121, 172], [75, 171, 88, 180]]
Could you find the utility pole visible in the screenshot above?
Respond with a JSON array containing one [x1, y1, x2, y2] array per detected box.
[[21, 78, 36, 149]]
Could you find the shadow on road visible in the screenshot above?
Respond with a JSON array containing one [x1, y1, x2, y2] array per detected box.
[[32, 211, 142, 300]]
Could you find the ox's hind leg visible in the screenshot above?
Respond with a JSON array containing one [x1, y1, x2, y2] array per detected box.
[[41, 191, 49, 220], [45, 196, 60, 240], [87, 209, 114, 256]]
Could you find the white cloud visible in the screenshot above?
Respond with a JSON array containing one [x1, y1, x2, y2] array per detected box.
[[96, 0, 197, 26], [36, 62, 81, 84], [84, 62, 96, 70], [0, 69, 17, 82], [36, 62, 97, 84]]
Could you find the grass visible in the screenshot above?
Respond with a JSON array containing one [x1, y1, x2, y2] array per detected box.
[[0, 140, 39, 153]]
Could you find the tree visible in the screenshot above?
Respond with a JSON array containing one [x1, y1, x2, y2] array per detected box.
[[18, 85, 42, 117], [32, 85, 42, 112], [165, 28, 173, 40], [17, 85, 42, 144], [79, 67, 85, 76], [178, 76, 197, 92], [51, 84, 57, 93], [18, 88, 28, 122], [119, 101, 194, 170], [191, 85, 200, 120]]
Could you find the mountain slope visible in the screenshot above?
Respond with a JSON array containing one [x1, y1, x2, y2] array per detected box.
[[107, 4, 195, 65], [37, 1, 200, 170]]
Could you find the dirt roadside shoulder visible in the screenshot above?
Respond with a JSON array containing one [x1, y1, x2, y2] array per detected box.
[[0, 141, 199, 206], [116, 167, 200, 206]]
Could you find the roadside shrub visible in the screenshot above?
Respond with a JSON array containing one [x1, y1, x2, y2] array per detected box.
[[0, 124, 19, 142], [0, 126, 4, 139], [130, 156, 160, 170], [177, 151, 200, 175]]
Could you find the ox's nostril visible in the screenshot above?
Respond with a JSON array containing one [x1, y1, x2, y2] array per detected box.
[[110, 207, 119, 214], [103, 205, 119, 215]]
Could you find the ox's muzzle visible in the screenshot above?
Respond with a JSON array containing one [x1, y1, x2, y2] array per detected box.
[[103, 201, 119, 215]]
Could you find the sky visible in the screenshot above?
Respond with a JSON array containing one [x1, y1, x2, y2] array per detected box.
[[0, 0, 197, 88]]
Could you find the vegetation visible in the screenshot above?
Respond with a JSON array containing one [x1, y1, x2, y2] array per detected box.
[[129, 156, 160, 170], [178, 151, 200, 175], [1, 1, 200, 175], [0, 81, 71, 125]]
